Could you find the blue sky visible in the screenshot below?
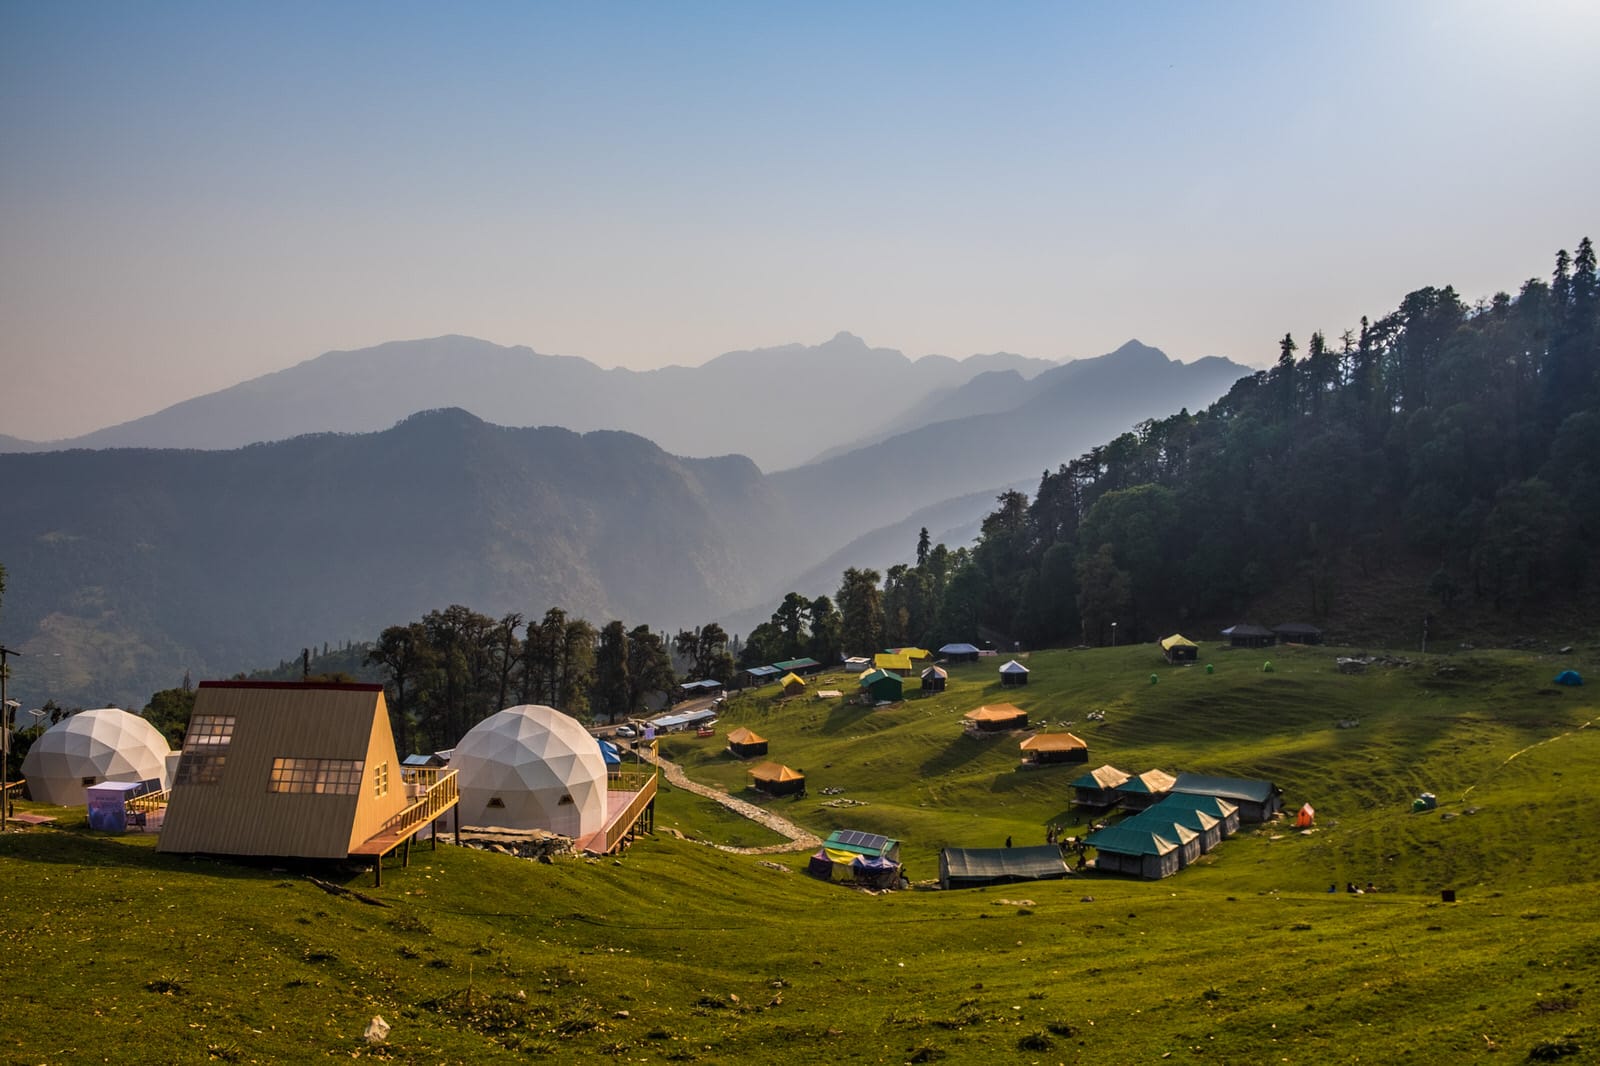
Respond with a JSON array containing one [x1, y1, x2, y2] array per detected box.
[[2, 1, 1596, 439]]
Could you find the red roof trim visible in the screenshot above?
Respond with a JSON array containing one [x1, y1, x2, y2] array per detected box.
[[196, 680, 384, 693]]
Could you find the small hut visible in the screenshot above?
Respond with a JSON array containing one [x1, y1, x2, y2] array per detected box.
[[1087, 824, 1182, 880], [747, 761, 806, 796], [998, 659, 1030, 686], [1294, 802, 1315, 828], [1113, 768, 1176, 812], [938, 642, 982, 664], [780, 672, 808, 697], [823, 828, 901, 863], [963, 703, 1029, 733], [1221, 624, 1275, 648], [1071, 764, 1130, 811], [726, 726, 769, 759], [920, 666, 948, 693], [1019, 732, 1089, 765], [858, 668, 904, 702], [842, 656, 873, 674], [743, 665, 782, 687], [874, 652, 913, 675], [1160, 634, 1199, 663]]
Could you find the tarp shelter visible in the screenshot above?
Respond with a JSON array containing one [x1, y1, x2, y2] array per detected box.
[[1170, 772, 1282, 822], [1221, 624, 1275, 648], [597, 738, 622, 769], [780, 672, 808, 696], [896, 648, 931, 663], [1071, 764, 1131, 811], [823, 828, 901, 862], [1087, 824, 1181, 880], [964, 704, 1029, 732], [807, 846, 858, 881], [159, 682, 412, 860], [938, 643, 982, 663], [725, 726, 768, 759], [772, 657, 823, 677], [874, 652, 913, 674], [1294, 802, 1315, 828], [1160, 634, 1199, 663], [939, 845, 1069, 890], [920, 666, 948, 693], [453, 705, 609, 838], [858, 668, 904, 702], [1554, 670, 1583, 686], [650, 708, 718, 732], [851, 855, 903, 889], [1019, 732, 1089, 765], [1118, 809, 1202, 867], [998, 659, 1030, 686], [1114, 769, 1177, 812], [21, 708, 173, 806], [748, 761, 806, 796], [1274, 623, 1323, 645], [678, 679, 724, 697]]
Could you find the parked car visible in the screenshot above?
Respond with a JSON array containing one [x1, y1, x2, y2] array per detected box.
[[615, 725, 636, 738]]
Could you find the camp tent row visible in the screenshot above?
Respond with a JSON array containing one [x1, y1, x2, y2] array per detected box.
[[1087, 792, 1242, 879], [1072, 766, 1278, 824]]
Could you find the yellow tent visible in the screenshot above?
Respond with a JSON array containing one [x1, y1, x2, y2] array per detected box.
[[780, 672, 807, 694], [874, 652, 913, 673]]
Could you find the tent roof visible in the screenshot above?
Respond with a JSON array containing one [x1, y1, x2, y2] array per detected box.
[[874, 653, 913, 671], [746, 665, 782, 678], [1118, 769, 1177, 795], [1087, 824, 1177, 856], [1141, 797, 1220, 833], [748, 761, 804, 783], [998, 659, 1030, 674], [1120, 810, 1199, 845], [1156, 792, 1239, 820], [772, 657, 821, 671], [921, 666, 948, 680], [1221, 624, 1273, 638], [894, 648, 931, 659], [679, 678, 723, 691], [1273, 622, 1322, 636], [652, 708, 718, 729], [1019, 732, 1087, 752], [859, 668, 900, 687], [1160, 634, 1198, 650], [939, 643, 981, 654], [726, 726, 766, 745], [941, 845, 1068, 882], [1171, 772, 1276, 803], [780, 672, 807, 687], [964, 703, 1028, 724], [1071, 764, 1130, 790]]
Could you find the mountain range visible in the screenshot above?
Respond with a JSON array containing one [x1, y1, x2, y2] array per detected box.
[[0, 334, 1248, 707]]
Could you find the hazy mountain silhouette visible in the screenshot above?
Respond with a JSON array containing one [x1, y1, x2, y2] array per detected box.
[[11, 333, 1056, 472]]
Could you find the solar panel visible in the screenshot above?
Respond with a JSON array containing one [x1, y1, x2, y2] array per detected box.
[[830, 829, 889, 851]]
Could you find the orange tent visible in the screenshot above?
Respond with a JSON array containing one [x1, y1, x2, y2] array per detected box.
[[1294, 802, 1315, 828]]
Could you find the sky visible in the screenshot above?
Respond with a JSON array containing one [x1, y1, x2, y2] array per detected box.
[[2, 1, 1597, 441]]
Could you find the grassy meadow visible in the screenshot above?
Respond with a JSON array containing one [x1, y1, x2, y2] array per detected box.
[[2, 641, 1597, 1063]]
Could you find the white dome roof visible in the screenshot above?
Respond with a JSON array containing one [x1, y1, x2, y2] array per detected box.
[[452, 705, 608, 837], [20, 708, 173, 806]]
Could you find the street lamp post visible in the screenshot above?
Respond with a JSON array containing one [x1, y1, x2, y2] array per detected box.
[[0, 643, 20, 831], [1111, 622, 1118, 648]]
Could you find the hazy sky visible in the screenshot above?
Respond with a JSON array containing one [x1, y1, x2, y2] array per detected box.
[[3, 2, 1596, 440]]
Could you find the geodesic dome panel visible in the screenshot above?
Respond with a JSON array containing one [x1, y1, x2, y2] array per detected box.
[[20, 708, 173, 806], [451, 705, 608, 837]]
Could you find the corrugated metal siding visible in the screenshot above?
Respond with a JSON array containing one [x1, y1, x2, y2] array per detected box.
[[159, 686, 404, 859]]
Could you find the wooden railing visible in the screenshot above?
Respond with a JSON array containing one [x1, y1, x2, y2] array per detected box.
[[377, 769, 459, 840], [602, 771, 657, 854], [126, 788, 168, 814], [2, 780, 25, 801], [608, 770, 655, 793]]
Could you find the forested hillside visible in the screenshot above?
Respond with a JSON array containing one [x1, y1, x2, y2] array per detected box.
[[744, 238, 1600, 657]]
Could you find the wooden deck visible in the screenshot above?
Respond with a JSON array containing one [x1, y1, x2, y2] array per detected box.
[[351, 768, 461, 885], [578, 771, 658, 856]]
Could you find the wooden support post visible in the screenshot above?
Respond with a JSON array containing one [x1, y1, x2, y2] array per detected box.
[[374, 858, 382, 888], [402, 836, 411, 869]]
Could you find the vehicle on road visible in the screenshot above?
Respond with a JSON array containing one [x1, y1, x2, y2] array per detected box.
[[616, 725, 636, 738]]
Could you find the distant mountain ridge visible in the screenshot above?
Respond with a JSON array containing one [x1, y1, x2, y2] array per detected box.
[[8, 332, 1059, 472]]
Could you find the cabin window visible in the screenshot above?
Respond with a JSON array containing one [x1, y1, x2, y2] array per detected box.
[[558, 794, 574, 806], [82, 776, 97, 787], [174, 754, 226, 786], [486, 797, 505, 809], [183, 715, 235, 751], [373, 762, 389, 798], [268, 757, 364, 795]]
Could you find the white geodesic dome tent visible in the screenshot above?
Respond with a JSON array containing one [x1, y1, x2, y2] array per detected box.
[[452, 705, 608, 838], [20, 708, 174, 806]]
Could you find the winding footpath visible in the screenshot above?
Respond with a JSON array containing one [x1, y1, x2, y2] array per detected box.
[[643, 749, 821, 855]]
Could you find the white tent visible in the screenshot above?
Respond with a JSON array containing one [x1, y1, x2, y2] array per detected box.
[[451, 705, 608, 838], [20, 708, 173, 806]]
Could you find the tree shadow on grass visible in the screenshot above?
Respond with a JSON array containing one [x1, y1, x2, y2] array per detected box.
[[0, 824, 372, 885], [819, 700, 878, 736], [919, 732, 1000, 777]]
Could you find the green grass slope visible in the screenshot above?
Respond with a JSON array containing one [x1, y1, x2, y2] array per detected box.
[[2, 643, 1596, 1063]]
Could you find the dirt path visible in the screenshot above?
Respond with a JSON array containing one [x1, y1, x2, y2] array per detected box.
[[645, 750, 820, 855]]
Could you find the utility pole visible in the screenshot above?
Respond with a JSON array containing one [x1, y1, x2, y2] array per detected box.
[[0, 644, 21, 831]]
